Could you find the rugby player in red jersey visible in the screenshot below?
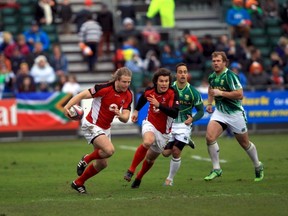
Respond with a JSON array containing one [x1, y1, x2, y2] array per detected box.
[[124, 68, 179, 188], [64, 67, 133, 193]]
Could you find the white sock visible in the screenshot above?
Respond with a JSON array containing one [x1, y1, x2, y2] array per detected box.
[[167, 157, 181, 181], [208, 142, 221, 170], [246, 142, 260, 168]]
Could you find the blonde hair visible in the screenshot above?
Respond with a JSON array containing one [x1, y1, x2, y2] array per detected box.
[[111, 67, 132, 81]]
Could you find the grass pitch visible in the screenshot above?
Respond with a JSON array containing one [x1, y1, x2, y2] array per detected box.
[[0, 134, 288, 216]]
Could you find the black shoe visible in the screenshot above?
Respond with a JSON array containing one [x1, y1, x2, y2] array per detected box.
[[187, 138, 196, 149], [131, 178, 141, 189], [77, 155, 88, 176], [124, 170, 134, 182], [71, 181, 87, 194]]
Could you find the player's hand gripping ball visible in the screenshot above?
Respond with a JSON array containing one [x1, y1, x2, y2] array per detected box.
[[69, 105, 84, 120]]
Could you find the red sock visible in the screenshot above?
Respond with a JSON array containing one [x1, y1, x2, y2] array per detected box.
[[129, 144, 148, 173], [84, 149, 101, 164], [136, 159, 154, 180], [75, 163, 98, 185]]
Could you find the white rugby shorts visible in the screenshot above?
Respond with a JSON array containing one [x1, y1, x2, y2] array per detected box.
[[168, 122, 192, 144]]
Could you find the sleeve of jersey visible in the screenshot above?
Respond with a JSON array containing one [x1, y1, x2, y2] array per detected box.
[[135, 93, 148, 111], [88, 83, 109, 97], [228, 72, 242, 90], [158, 89, 179, 119]]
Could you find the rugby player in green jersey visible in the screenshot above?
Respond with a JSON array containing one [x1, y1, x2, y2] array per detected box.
[[162, 63, 204, 186], [204, 51, 264, 182]]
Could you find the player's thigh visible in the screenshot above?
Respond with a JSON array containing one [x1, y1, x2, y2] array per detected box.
[[93, 135, 114, 155], [142, 131, 156, 147], [206, 120, 223, 142]]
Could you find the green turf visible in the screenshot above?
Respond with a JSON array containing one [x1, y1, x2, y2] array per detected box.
[[0, 134, 288, 216]]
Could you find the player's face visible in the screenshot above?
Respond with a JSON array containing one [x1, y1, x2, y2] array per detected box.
[[176, 65, 188, 84], [156, 75, 170, 93], [212, 55, 226, 73], [115, 75, 131, 92]]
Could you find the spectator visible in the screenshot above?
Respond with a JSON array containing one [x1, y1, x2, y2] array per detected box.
[[274, 36, 288, 59], [143, 50, 161, 73], [115, 17, 142, 49], [34, 0, 57, 25], [270, 51, 284, 68], [30, 55, 56, 91], [116, 0, 136, 23], [146, 0, 175, 28], [246, 0, 265, 28], [16, 62, 36, 93], [279, 0, 288, 36], [26, 42, 49, 69], [62, 74, 81, 96], [140, 34, 161, 60], [245, 47, 264, 73], [226, 0, 251, 39], [49, 43, 68, 76], [179, 29, 203, 53], [4, 34, 30, 59], [9, 48, 26, 74], [73, 0, 92, 33], [0, 32, 13, 53], [0, 52, 14, 98], [201, 34, 216, 60], [78, 14, 102, 73], [141, 20, 161, 44], [54, 73, 67, 92], [58, 0, 73, 34], [160, 43, 182, 71], [230, 61, 248, 89], [23, 21, 50, 52], [215, 34, 230, 53], [121, 37, 141, 62], [97, 3, 114, 59], [270, 64, 284, 90], [247, 61, 271, 91], [226, 39, 247, 63], [262, 0, 278, 18], [182, 41, 205, 71], [125, 51, 144, 74]]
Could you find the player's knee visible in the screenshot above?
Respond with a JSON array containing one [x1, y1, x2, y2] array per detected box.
[[98, 160, 108, 169], [103, 147, 115, 157], [162, 149, 171, 157], [206, 134, 216, 144]]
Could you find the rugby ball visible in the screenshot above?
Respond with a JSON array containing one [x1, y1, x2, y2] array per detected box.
[[69, 105, 84, 121]]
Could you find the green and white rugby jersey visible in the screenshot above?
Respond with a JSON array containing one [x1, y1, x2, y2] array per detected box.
[[173, 81, 203, 123], [208, 68, 244, 114]]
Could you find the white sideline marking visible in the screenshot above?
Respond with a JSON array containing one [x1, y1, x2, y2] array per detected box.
[[119, 145, 137, 151], [191, 155, 227, 163]]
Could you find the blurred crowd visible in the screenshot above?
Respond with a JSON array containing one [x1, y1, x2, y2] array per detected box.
[[1, 0, 288, 99]]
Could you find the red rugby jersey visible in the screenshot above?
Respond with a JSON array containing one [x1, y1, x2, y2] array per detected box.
[[140, 87, 179, 134], [86, 82, 133, 129]]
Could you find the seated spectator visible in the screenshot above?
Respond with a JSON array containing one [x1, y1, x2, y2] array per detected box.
[[125, 51, 144, 73], [141, 20, 161, 44], [4, 34, 30, 59], [270, 64, 284, 90], [115, 17, 142, 49], [182, 41, 205, 70], [274, 36, 288, 59], [16, 62, 36, 93], [247, 61, 271, 91], [30, 55, 56, 91], [26, 42, 49, 69], [143, 50, 161, 73], [227, 39, 247, 63], [62, 74, 81, 96], [0, 52, 15, 98], [280, 0, 288, 36], [49, 43, 68, 76], [201, 34, 216, 60], [215, 34, 230, 53], [23, 21, 50, 52], [270, 51, 284, 68], [179, 29, 203, 53], [0, 32, 14, 53], [245, 0, 265, 28], [262, 0, 278, 18], [226, 0, 251, 39], [140, 34, 161, 60], [10, 48, 26, 74], [121, 37, 140, 62], [160, 43, 182, 71], [245, 47, 264, 73], [230, 62, 248, 89], [54, 74, 67, 92]]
